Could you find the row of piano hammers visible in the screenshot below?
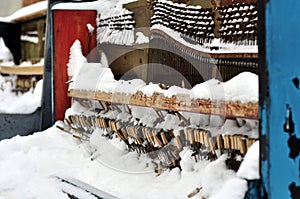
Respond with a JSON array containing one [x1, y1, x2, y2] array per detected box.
[[64, 114, 257, 158]]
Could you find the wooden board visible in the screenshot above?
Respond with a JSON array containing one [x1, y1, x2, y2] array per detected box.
[[0, 65, 44, 75], [22, 0, 44, 7], [68, 89, 258, 119]]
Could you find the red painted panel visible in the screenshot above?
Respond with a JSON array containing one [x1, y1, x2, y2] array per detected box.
[[53, 10, 98, 121]]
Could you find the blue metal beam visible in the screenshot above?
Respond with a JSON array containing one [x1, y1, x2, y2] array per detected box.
[[261, 0, 300, 198]]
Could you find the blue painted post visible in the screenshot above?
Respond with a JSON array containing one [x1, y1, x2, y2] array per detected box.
[[261, 0, 300, 198]]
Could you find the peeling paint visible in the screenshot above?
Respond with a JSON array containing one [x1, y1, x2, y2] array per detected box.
[[289, 182, 300, 199]]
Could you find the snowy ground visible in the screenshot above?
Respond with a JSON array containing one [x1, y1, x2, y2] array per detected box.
[[0, 123, 258, 199]]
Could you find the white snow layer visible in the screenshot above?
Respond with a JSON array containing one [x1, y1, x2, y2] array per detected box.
[[151, 24, 258, 54], [68, 39, 258, 102], [52, 0, 137, 11], [0, 58, 44, 67], [0, 1, 47, 22], [67, 40, 87, 90], [237, 141, 260, 180], [21, 35, 39, 44], [0, 124, 257, 199], [87, 23, 95, 34], [0, 77, 42, 113], [75, 63, 117, 92], [135, 32, 149, 44]]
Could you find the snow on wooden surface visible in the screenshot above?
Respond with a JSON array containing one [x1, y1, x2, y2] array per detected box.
[[68, 39, 258, 104], [70, 65, 258, 104]]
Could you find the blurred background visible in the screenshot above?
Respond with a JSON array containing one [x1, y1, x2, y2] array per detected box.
[[0, 0, 22, 16]]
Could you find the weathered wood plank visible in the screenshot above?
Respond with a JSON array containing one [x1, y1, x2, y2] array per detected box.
[[68, 89, 258, 119], [0, 66, 44, 75]]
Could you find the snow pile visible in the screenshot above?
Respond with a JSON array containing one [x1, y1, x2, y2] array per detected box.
[[201, 155, 240, 198], [0, 1, 47, 22], [191, 72, 258, 102], [138, 83, 173, 97], [237, 141, 260, 180], [70, 49, 258, 103], [223, 72, 258, 102], [114, 79, 146, 95], [67, 40, 258, 102], [74, 63, 117, 92], [0, 123, 259, 199], [67, 40, 87, 77], [135, 32, 149, 44], [192, 79, 223, 100], [209, 178, 248, 199], [0, 77, 42, 114], [67, 40, 87, 89]]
